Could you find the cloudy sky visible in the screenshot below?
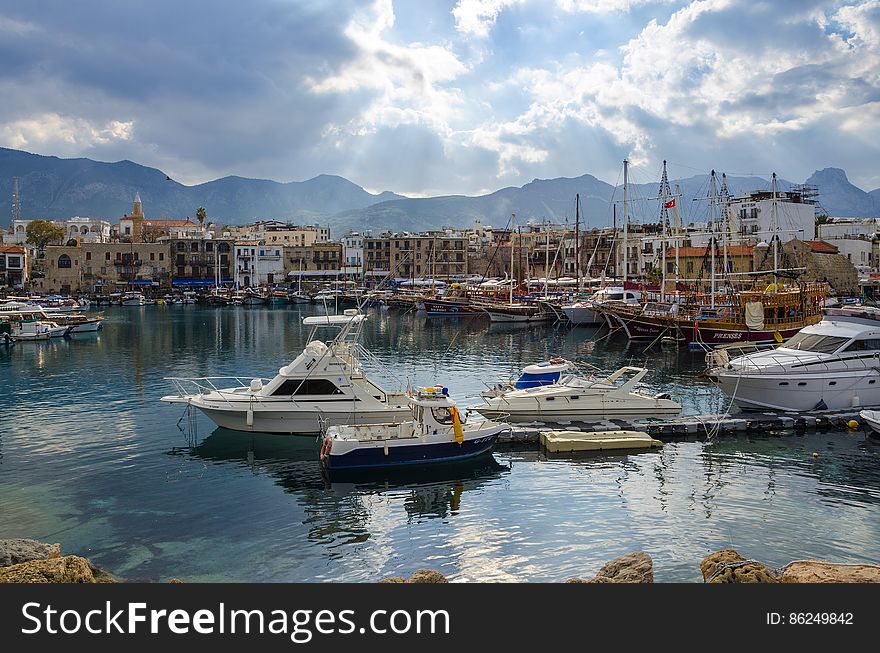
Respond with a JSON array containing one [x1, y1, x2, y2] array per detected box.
[[1, 0, 878, 196]]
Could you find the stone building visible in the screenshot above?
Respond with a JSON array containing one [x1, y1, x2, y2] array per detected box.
[[168, 237, 234, 288], [283, 243, 343, 275], [363, 232, 467, 281], [776, 239, 858, 296], [40, 243, 174, 294]]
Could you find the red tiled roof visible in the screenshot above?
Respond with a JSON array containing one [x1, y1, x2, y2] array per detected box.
[[143, 219, 199, 227], [0, 245, 25, 254], [803, 240, 839, 254]]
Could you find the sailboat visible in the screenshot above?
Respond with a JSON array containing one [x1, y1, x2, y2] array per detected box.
[[481, 214, 556, 323], [598, 169, 828, 346]]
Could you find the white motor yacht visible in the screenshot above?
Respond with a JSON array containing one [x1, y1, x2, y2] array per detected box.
[[161, 309, 411, 434], [707, 305, 880, 411], [11, 320, 71, 340], [561, 286, 641, 326], [121, 291, 146, 306], [471, 364, 681, 421]]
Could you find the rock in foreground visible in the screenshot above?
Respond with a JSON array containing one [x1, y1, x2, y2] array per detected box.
[[0, 556, 96, 583], [567, 551, 654, 583], [0, 539, 61, 568], [779, 561, 880, 583], [380, 569, 448, 583], [700, 549, 778, 583]]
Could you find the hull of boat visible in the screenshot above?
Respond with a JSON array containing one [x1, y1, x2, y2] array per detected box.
[[561, 305, 603, 326], [69, 320, 102, 333], [485, 308, 554, 323], [423, 299, 486, 317], [173, 399, 413, 435], [711, 368, 880, 412], [242, 297, 266, 305], [325, 431, 501, 470], [473, 400, 682, 421], [610, 312, 809, 345]]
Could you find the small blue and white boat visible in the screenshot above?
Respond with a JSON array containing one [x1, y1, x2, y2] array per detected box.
[[320, 385, 510, 470], [481, 358, 573, 397]]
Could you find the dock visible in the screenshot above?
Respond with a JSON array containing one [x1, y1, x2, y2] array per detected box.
[[496, 408, 870, 445]]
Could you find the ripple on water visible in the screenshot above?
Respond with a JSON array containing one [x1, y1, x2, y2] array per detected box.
[[1, 306, 879, 581]]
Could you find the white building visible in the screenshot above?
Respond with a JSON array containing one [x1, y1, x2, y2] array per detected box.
[[817, 218, 880, 240], [726, 190, 815, 245], [234, 242, 285, 288], [342, 232, 364, 274], [66, 217, 112, 243]]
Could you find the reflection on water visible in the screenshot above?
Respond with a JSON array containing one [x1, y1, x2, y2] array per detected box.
[[0, 305, 878, 582]]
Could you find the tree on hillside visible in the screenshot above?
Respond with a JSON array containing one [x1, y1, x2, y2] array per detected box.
[[26, 220, 66, 253], [196, 207, 207, 226]]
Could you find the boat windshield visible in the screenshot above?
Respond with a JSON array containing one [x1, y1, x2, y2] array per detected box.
[[782, 332, 849, 354]]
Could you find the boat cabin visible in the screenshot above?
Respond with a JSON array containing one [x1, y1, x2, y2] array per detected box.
[[514, 359, 572, 389]]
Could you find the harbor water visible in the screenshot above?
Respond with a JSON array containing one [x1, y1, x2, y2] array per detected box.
[[1, 304, 879, 582]]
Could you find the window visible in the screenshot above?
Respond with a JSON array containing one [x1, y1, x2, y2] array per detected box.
[[177, 242, 186, 251], [205, 242, 213, 252], [58, 255, 72, 268], [150, 252, 155, 261], [124, 227, 131, 235], [86, 252, 92, 261], [782, 333, 848, 354], [159, 253, 164, 261], [106, 252, 111, 260], [191, 242, 199, 252], [843, 339, 880, 352], [271, 378, 343, 396]]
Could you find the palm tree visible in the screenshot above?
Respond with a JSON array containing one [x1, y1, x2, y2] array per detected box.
[[196, 207, 207, 227]]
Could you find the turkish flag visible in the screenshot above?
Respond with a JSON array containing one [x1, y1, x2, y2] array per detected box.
[[664, 198, 676, 208]]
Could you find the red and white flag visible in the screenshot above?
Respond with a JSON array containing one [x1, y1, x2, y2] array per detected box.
[[664, 198, 676, 209]]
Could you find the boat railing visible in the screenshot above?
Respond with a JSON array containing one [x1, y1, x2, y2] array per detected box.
[[164, 376, 272, 405], [350, 343, 406, 391]]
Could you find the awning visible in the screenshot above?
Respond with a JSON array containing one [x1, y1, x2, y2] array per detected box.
[[172, 278, 234, 287]]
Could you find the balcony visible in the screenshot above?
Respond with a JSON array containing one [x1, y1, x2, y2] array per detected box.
[[114, 259, 142, 267]]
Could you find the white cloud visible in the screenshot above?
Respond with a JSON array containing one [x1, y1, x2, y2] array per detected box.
[[463, 0, 880, 180], [452, 0, 525, 37], [1, 113, 133, 152], [556, 0, 678, 13], [308, 0, 468, 136]]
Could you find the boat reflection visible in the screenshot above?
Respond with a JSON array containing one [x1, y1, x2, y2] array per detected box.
[[168, 426, 511, 521]]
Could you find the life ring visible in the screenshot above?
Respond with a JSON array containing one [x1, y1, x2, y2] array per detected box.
[[319, 436, 333, 463]]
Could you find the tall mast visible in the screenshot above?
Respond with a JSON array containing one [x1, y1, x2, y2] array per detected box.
[[708, 170, 718, 309], [772, 172, 779, 290], [623, 159, 629, 283], [658, 160, 672, 303], [673, 183, 682, 294], [544, 220, 550, 298], [510, 213, 515, 305]]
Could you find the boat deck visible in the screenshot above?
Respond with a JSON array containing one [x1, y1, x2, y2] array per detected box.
[[497, 406, 873, 445]]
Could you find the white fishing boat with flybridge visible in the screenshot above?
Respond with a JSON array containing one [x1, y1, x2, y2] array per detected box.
[[161, 309, 411, 434]]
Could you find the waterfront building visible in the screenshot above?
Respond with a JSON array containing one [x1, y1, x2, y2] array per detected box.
[[39, 242, 174, 294], [168, 237, 234, 289], [363, 231, 467, 282], [342, 232, 364, 276], [245, 221, 330, 246], [0, 245, 27, 288], [283, 243, 343, 275], [234, 242, 284, 288]]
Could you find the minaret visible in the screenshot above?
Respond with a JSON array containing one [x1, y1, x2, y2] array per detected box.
[[130, 192, 144, 243]]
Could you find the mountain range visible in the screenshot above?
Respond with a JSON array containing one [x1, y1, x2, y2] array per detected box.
[[2, 147, 879, 236]]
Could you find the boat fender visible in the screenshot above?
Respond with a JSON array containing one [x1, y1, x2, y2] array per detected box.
[[847, 419, 859, 430], [246, 408, 254, 427], [319, 436, 333, 462]]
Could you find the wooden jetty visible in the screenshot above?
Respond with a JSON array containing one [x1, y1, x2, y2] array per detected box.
[[494, 408, 871, 445]]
